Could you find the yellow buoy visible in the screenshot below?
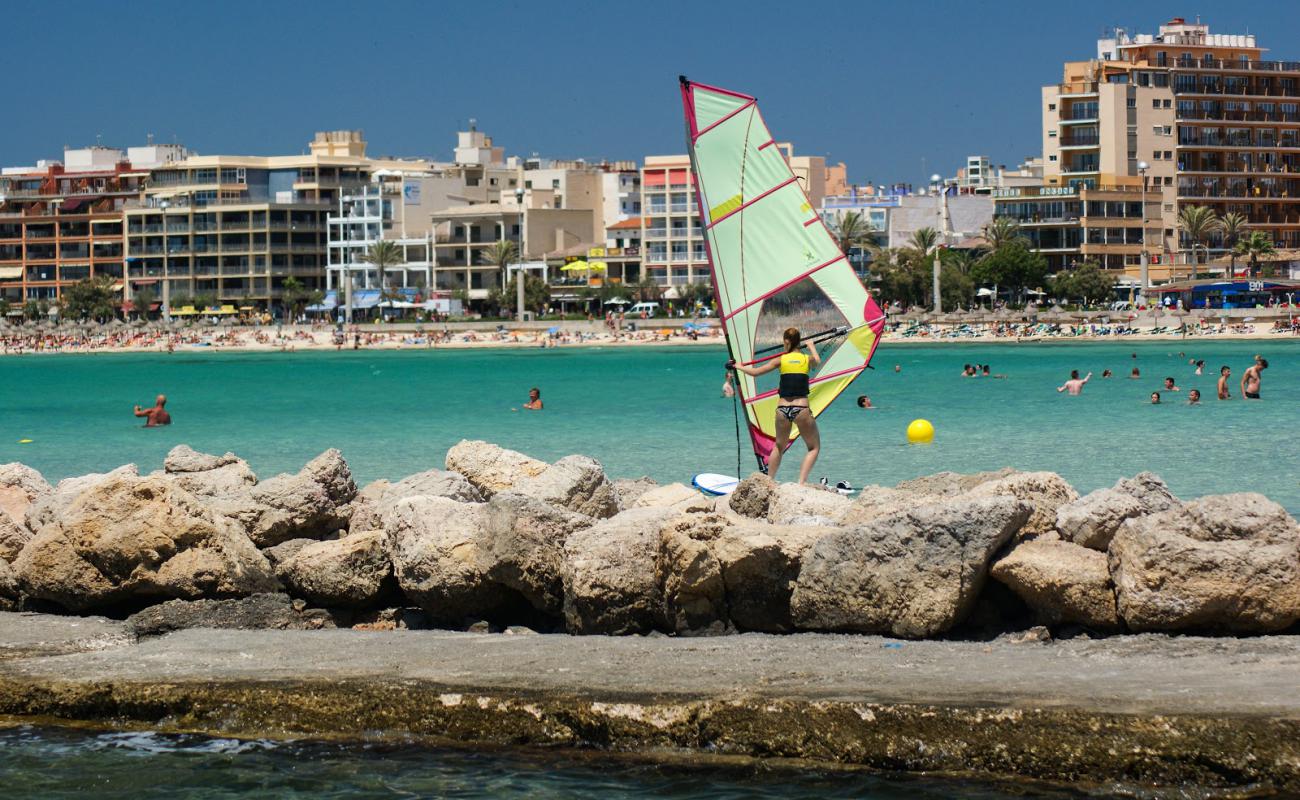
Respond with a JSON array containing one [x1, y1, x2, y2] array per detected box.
[[18, 439, 33, 444], [906, 419, 934, 444]]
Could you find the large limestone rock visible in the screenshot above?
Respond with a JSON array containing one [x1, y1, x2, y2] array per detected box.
[[25, 464, 138, 532], [962, 471, 1078, 538], [348, 470, 481, 531], [12, 474, 277, 612], [510, 455, 619, 519], [214, 449, 356, 547], [444, 440, 547, 497], [837, 485, 927, 527], [161, 445, 257, 497], [612, 477, 658, 509], [481, 492, 593, 614], [384, 496, 495, 622], [1108, 493, 1300, 633], [0, 512, 30, 564], [990, 539, 1120, 630], [1057, 473, 1180, 551], [791, 496, 1031, 637], [767, 482, 852, 525], [728, 472, 775, 519], [561, 507, 678, 635], [894, 467, 1017, 497], [126, 594, 335, 637], [0, 463, 51, 528], [657, 514, 826, 635], [0, 558, 17, 606], [279, 529, 391, 607], [632, 482, 713, 513]]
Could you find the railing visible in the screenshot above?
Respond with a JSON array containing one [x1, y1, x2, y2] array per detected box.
[[643, 228, 668, 238], [1176, 110, 1300, 122], [1173, 58, 1300, 73], [1058, 136, 1100, 147]]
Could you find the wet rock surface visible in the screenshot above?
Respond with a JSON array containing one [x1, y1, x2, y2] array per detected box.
[[124, 594, 336, 637]]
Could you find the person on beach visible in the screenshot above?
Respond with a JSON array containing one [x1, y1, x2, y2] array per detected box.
[[523, 387, 543, 410], [1150, 391, 1161, 404], [1217, 366, 1232, 400], [1057, 370, 1092, 395], [1163, 377, 1181, 392], [1188, 389, 1202, 404], [1241, 358, 1267, 399], [727, 327, 820, 484], [133, 395, 172, 427]]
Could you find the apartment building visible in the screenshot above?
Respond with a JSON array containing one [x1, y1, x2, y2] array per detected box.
[[123, 131, 431, 311], [0, 144, 182, 305], [640, 155, 706, 287], [1006, 17, 1300, 281]]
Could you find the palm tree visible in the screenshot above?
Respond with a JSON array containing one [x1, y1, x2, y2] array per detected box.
[[908, 227, 939, 254], [1233, 231, 1276, 278], [831, 211, 878, 255], [479, 239, 519, 294], [981, 217, 1025, 251], [1177, 205, 1220, 273], [1218, 211, 1249, 276], [362, 240, 404, 293]]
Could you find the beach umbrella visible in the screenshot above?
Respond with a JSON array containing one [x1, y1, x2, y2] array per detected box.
[[561, 260, 591, 272]]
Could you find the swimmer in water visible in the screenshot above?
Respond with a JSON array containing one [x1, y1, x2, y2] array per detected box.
[[523, 387, 543, 410], [1150, 391, 1161, 404], [856, 395, 875, 409], [1217, 365, 1231, 400], [1187, 388, 1201, 404], [133, 394, 172, 427]]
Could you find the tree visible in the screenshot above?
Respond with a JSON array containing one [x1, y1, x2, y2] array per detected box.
[[908, 227, 939, 253], [488, 272, 550, 315], [281, 276, 320, 322], [939, 262, 973, 309], [362, 240, 405, 292], [939, 248, 975, 276], [981, 217, 1025, 251], [1051, 261, 1115, 307], [1218, 211, 1249, 276], [1177, 205, 1220, 267], [60, 276, 118, 321], [22, 300, 46, 321], [971, 240, 1047, 304], [680, 282, 714, 312], [0, 298, 9, 321], [192, 292, 218, 311], [871, 248, 930, 307], [130, 287, 157, 318], [478, 239, 519, 289], [1233, 231, 1276, 278], [831, 210, 878, 260]]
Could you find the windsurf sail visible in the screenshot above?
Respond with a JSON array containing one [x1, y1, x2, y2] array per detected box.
[[680, 76, 885, 469]]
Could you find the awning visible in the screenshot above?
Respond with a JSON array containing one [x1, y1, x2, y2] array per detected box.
[[343, 290, 381, 310], [0, 267, 22, 279], [61, 198, 86, 213], [171, 306, 199, 316], [306, 291, 338, 312]]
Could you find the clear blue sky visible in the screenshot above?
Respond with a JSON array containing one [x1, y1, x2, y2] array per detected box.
[[4, 1, 1299, 185]]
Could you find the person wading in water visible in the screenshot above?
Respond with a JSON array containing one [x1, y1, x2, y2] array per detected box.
[[727, 327, 821, 484]]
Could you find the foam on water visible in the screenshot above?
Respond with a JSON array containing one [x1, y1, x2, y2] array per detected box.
[[0, 340, 1296, 512]]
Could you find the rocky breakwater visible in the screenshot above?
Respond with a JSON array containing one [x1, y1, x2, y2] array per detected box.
[[0, 444, 1297, 639]]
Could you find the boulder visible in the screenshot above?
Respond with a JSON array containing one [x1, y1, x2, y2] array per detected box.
[[263, 538, 318, 569], [893, 467, 1017, 497], [990, 539, 1120, 630], [0, 558, 17, 603], [962, 471, 1078, 538], [125, 594, 335, 637], [279, 529, 391, 607], [214, 449, 355, 547], [384, 496, 496, 622], [791, 496, 1031, 637], [728, 472, 775, 519], [767, 482, 853, 525], [160, 446, 257, 497], [0, 511, 31, 563], [836, 485, 927, 527], [1055, 489, 1146, 551], [25, 464, 138, 532], [1108, 493, 1300, 633], [612, 477, 658, 509], [632, 482, 713, 513], [444, 440, 547, 496], [1057, 472, 1181, 551], [347, 471, 482, 532], [0, 463, 51, 527], [561, 507, 678, 635], [163, 444, 242, 473], [511, 455, 619, 519], [480, 492, 593, 614], [658, 514, 827, 635], [12, 474, 278, 612]]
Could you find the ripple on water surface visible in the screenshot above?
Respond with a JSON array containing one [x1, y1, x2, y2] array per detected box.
[[0, 725, 1100, 799]]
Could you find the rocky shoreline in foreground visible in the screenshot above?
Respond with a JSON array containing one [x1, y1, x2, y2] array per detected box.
[[0, 442, 1298, 792]]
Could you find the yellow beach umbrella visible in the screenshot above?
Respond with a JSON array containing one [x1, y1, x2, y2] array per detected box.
[[561, 260, 591, 272]]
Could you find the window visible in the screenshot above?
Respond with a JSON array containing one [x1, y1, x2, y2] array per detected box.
[[1049, 155, 1057, 162], [1163, 177, 1172, 186], [1153, 99, 1161, 109], [1162, 99, 1171, 108], [489, 178, 497, 186], [1155, 74, 1169, 88], [1048, 103, 1056, 111], [1048, 130, 1057, 137], [1164, 151, 1172, 159], [1127, 98, 1136, 109], [551, 179, 560, 189]]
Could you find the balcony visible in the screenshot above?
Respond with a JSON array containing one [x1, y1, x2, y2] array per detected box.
[[1177, 109, 1300, 123], [1058, 136, 1100, 148], [643, 227, 668, 239], [1173, 57, 1300, 74]]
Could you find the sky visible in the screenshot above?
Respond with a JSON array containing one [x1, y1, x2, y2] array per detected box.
[[4, 0, 1300, 185]]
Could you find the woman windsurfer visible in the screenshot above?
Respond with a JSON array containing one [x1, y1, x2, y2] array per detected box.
[[727, 327, 821, 484]]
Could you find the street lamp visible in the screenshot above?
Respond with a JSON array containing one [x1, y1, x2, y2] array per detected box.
[[1137, 161, 1149, 304], [929, 173, 946, 311]]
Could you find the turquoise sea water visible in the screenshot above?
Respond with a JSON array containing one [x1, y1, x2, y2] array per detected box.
[[0, 725, 1089, 799], [0, 339, 1296, 512]]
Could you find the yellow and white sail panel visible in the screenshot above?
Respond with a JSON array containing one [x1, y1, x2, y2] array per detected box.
[[680, 76, 885, 466]]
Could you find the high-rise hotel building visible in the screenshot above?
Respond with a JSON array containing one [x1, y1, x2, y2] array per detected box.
[[996, 18, 1300, 281]]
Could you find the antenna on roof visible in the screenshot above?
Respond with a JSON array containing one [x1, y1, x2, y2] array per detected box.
[[469, 117, 477, 132], [96, 133, 103, 146], [147, 133, 154, 146]]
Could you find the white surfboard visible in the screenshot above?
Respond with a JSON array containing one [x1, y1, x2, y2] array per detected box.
[[692, 473, 740, 496]]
